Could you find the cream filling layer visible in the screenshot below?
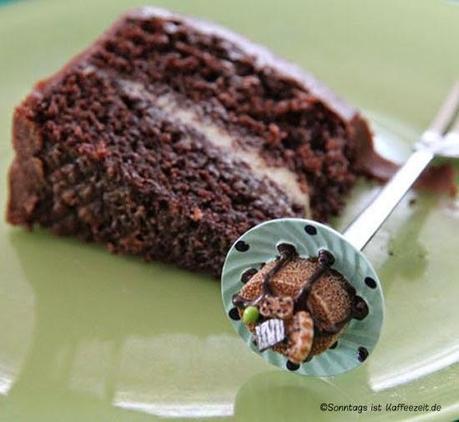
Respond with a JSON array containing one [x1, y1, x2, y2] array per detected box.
[[119, 79, 310, 216]]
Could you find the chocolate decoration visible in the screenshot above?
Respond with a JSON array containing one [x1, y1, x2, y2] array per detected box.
[[415, 163, 457, 196], [318, 250, 335, 266], [313, 316, 350, 336], [232, 244, 297, 308], [313, 296, 369, 336], [353, 115, 455, 195], [304, 225, 318, 235], [276, 242, 298, 257], [261, 252, 294, 296], [293, 249, 334, 312], [255, 319, 286, 351], [352, 296, 369, 320], [234, 244, 370, 356], [241, 268, 258, 284]]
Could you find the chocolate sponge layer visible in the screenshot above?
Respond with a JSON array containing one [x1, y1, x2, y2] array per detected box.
[[7, 7, 375, 277]]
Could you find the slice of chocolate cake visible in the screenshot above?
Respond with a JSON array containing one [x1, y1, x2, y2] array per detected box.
[[6, 7, 391, 277]]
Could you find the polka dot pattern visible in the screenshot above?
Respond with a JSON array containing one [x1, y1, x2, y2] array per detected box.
[[358, 346, 369, 362], [276, 242, 298, 256], [286, 360, 300, 371], [228, 307, 240, 321], [319, 249, 335, 266], [235, 241, 250, 252], [352, 296, 369, 320], [365, 277, 377, 289], [304, 225, 317, 235]]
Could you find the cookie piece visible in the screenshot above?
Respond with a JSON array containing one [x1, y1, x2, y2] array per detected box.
[[286, 311, 314, 364], [259, 295, 294, 320], [307, 272, 353, 333]]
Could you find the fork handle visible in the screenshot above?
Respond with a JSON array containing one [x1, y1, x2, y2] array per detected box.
[[343, 148, 435, 251]]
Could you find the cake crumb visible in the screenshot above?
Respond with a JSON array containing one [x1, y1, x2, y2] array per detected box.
[[191, 207, 203, 221]]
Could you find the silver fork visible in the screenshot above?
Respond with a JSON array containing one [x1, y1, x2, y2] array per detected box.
[[344, 82, 459, 251]]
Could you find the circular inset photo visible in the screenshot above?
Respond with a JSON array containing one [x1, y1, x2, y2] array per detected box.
[[221, 218, 384, 376]]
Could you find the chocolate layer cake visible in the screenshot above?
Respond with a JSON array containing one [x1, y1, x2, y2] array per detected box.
[[7, 7, 390, 277]]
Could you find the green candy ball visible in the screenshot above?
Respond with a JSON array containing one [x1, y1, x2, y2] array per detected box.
[[242, 306, 260, 324]]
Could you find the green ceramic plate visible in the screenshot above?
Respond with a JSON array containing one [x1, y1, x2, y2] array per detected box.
[[0, 1, 458, 421]]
